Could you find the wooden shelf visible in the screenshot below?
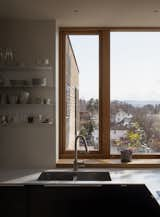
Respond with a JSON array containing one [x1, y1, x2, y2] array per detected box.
[[56, 159, 160, 168]]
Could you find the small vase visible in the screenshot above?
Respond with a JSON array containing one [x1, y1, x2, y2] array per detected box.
[[120, 149, 132, 162]]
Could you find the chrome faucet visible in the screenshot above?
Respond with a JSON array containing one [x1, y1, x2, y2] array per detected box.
[[73, 135, 88, 171]]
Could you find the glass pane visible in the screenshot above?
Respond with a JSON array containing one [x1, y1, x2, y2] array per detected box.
[[65, 35, 99, 151], [110, 32, 160, 154]]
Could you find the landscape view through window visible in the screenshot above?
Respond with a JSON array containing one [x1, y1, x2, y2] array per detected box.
[[111, 32, 160, 154]]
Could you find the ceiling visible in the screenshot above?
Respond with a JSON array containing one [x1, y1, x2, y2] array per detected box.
[[1, 0, 160, 27]]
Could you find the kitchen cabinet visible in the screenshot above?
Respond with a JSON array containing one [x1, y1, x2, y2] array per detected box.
[[0, 184, 159, 217], [0, 186, 27, 217], [28, 184, 160, 217]]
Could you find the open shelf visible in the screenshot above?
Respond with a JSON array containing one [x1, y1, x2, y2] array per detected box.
[[0, 65, 53, 71], [0, 85, 53, 88], [0, 122, 53, 128], [0, 64, 54, 128], [0, 103, 53, 106]]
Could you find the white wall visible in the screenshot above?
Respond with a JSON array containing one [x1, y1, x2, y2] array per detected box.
[[0, 20, 57, 169]]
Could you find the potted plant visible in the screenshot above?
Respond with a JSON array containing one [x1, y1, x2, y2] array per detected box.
[[120, 148, 133, 162], [120, 126, 141, 162]]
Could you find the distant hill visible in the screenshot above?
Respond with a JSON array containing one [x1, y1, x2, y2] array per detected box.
[[111, 100, 160, 107], [124, 100, 160, 107]]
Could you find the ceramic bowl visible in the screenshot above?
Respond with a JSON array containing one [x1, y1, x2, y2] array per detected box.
[[32, 78, 47, 86]]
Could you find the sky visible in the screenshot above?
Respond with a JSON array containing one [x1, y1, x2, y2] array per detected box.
[[70, 32, 160, 101], [69, 35, 99, 100]]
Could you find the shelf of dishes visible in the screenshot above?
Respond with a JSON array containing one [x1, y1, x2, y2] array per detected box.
[[0, 77, 50, 87], [0, 104, 53, 106], [0, 91, 52, 104], [0, 65, 52, 71], [0, 113, 53, 126], [0, 86, 53, 88], [0, 123, 53, 128]]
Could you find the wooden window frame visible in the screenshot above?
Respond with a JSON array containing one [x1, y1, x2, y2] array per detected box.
[[59, 27, 160, 159]]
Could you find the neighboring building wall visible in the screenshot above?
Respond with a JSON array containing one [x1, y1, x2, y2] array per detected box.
[[65, 36, 79, 150], [79, 100, 90, 126]]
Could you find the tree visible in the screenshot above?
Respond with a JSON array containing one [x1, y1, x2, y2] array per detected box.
[[84, 120, 95, 136], [86, 98, 98, 114]]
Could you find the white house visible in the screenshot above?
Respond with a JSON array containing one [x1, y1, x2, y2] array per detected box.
[[115, 110, 133, 124]]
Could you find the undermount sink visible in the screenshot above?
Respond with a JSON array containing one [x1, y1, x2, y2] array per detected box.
[[37, 170, 111, 181], [75, 171, 111, 181]]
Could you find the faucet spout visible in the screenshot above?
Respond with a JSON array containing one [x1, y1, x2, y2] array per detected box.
[[73, 135, 88, 171]]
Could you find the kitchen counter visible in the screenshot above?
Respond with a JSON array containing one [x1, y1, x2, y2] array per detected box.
[[0, 168, 160, 205]]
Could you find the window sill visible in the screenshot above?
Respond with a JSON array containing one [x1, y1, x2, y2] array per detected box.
[[56, 159, 160, 168]]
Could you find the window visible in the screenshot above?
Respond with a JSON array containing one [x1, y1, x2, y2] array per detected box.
[[65, 35, 99, 151], [110, 32, 160, 156], [59, 28, 160, 159], [59, 29, 109, 158]]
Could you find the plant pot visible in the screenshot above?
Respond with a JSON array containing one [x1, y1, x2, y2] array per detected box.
[[120, 149, 132, 162]]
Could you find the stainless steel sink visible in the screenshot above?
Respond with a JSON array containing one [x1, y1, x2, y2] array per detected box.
[[37, 171, 111, 181], [75, 171, 111, 181]]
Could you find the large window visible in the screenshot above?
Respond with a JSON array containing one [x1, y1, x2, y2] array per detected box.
[[59, 28, 160, 159], [110, 32, 160, 156]]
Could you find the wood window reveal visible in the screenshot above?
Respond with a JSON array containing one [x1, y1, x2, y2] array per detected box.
[[59, 28, 109, 159]]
